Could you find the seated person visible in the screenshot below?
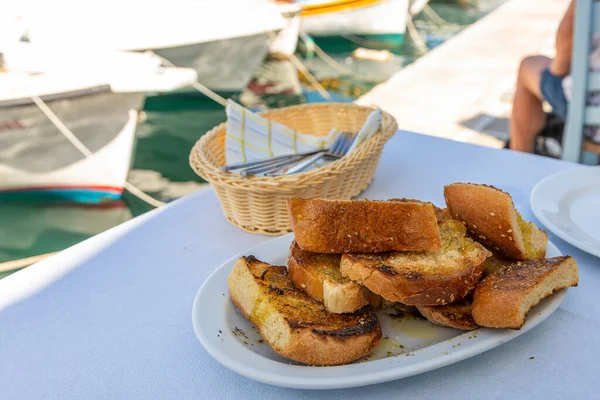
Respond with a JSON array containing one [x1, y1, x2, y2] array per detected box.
[[509, 1, 574, 154]]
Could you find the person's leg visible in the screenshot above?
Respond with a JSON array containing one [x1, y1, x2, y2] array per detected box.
[[509, 55, 552, 153]]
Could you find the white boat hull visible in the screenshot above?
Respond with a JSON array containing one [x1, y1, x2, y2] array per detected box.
[[151, 32, 273, 93], [298, 0, 409, 38], [269, 15, 302, 56], [4, 0, 286, 92], [0, 88, 142, 203], [0, 44, 198, 203]]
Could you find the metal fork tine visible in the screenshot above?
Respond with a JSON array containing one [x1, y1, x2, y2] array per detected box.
[[342, 133, 355, 154], [242, 137, 337, 176], [330, 133, 346, 154], [322, 135, 343, 159], [340, 133, 356, 155], [221, 150, 320, 172], [332, 133, 350, 156], [239, 155, 312, 176], [236, 130, 358, 177], [336, 134, 349, 155], [275, 133, 349, 176]]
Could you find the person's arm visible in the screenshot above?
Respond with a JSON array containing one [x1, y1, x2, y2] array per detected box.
[[550, 0, 575, 76]]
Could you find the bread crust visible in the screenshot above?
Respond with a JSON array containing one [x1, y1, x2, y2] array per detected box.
[[434, 206, 452, 223], [341, 254, 486, 306], [444, 183, 548, 260], [288, 241, 374, 313], [340, 220, 491, 306], [472, 256, 579, 329], [228, 256, 382, 365], [288, 241, 337, 301], [287, 198, 442, 253], [417, 300, 478, 331]]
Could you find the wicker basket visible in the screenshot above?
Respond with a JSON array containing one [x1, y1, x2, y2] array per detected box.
[[189, 103, 397, 235]]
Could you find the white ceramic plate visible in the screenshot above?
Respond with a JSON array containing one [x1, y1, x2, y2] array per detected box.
[[192, 234, 566, 390], [531, 166, 600, 258]]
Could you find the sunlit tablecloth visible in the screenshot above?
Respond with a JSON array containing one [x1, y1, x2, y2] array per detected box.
[[1, 131, 598, 400]]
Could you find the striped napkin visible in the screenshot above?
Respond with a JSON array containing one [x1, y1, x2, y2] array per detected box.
[[224, 100, 381, 170]]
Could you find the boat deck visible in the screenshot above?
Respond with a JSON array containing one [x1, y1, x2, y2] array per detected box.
[[356, 0, 571, 147]]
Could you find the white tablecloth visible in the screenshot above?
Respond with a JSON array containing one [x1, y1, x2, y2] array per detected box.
[[1, 131, 598, 400]]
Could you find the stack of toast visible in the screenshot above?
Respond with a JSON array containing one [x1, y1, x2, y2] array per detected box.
[[228, 183, 579, 366]]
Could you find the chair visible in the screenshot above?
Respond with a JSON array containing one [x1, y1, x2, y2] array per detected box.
[[562, 0, 600, 164]]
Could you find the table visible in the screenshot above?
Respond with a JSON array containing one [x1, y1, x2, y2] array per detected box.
[[1, 131, 599, 400]]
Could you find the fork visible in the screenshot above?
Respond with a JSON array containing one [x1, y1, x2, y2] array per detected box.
[[277, 132, 356, 176], [220, 150, 321, 173], [241, 132, 356, 177]]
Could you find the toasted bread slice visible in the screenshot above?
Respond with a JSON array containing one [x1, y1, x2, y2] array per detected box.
[[287, 198, 442, 253], [444, 183, 548, 260], [434, 206, 452, 223], [472, 256, 579, 329], [228, 255, 382, 365], [340, 219, 491, 305], [482, 252, 513, 277], [417, 299, 478, 331], [288, 241, 381, 313]]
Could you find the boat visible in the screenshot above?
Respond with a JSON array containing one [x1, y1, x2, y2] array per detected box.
[[2, 0, 286, 93], [280, 0, 429, 52], [0, 44, 198, 203], [238, 11, 304, 109]]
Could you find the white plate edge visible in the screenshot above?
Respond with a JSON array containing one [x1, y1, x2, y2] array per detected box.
[[530, 166, 600, 258]]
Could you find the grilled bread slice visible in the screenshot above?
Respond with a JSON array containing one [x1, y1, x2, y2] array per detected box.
[[472, 256, 579, 329], [228, 255, 382, 366], [417, 299, 478, 331], [434, 206, 452, 223], [340, 219, 491, 306], [287, 198, 442, 253], [444, 183, 548, 260], [288, 241, 381, 313], [439, 201, 513, 277], [482, 252, 513, 277]]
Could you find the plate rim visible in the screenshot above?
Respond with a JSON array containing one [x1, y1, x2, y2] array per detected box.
[[192, 236, 566, 390], [530, 166, 600, 258]]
